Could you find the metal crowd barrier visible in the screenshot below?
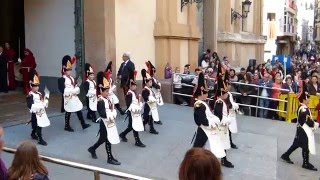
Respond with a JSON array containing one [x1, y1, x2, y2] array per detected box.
[[2, 147, 152, 180], [172, 73, 290, 119]]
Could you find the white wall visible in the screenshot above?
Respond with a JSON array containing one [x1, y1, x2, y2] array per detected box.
[[115, 0, 156, 80], [25, 0, 75, 77]]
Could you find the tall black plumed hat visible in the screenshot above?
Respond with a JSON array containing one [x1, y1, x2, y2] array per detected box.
[[193, 72, 208, 98]]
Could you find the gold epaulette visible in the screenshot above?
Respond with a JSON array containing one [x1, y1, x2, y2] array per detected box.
[[194, 101, 202, 108], [215, 99, 223, 104]]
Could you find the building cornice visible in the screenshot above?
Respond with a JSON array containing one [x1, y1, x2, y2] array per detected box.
[[217, 32, 267, 44]]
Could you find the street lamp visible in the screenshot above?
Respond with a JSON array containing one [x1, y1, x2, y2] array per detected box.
[[242, 0, 252, 18], [231, 0, 252, 24], [181, 0, 202, 12]]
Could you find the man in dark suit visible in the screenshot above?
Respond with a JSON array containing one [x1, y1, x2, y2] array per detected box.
[[117, 52, 135, 97], [0, 46, 8, 93], [307, 75, 320, 95]]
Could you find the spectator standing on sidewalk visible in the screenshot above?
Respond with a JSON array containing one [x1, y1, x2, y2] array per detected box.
[[117, 52, 135, 97], [0, 46, 8, 93], [238, 72, 255, 115], [269, 77, 282, 120], [307, 75, 320, 95], [7, 141, 49, 180], [257, 73, 273, 118], [173, 67, 188, 106]]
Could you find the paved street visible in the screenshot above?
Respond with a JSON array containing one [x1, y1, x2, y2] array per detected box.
[[1, 103, 320, 180]]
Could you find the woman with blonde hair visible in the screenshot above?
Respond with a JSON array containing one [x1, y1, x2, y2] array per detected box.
[[7, 141, 48, 180]]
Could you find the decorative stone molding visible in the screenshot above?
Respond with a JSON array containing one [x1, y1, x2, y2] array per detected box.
[[217, 32, 267, 44]]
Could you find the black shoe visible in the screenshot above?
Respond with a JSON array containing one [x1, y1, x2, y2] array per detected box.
[[107, 158, 121, 165], [82, 123, 91, 130], [149, 129, 159, 134], [64, 127, 75, 132], [281, 154, 294, 164], [231, 143, 238, 149], [38, 139, 48, 146], [221, 159, 234, 168], [154, 121, 162, 125], [88, 147, 97, 159], [119, 133, 128, 142], [31, 133, 37, 140], [135, 141, 146, 148], [302, 163, 318, 171]]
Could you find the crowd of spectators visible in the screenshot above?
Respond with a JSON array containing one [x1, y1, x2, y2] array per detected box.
[[173, 49, 320, 121]]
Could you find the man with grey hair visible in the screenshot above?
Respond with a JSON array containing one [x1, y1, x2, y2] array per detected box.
[[117, 52, 135, 97]]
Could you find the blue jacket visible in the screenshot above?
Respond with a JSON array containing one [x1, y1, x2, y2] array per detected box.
[[257, 79, 273, 97]]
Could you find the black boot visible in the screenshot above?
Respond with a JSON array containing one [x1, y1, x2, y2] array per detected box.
[[77, 111, 91, 130], [281, 153, 294, 164], [154, 120, 163, 125], [106, 143, 121, 165], [134, 133, 146, 148], [115, 104, 125, 115], [119, 132, 128, 142], [91, 111, 98, 123], [88, 146, 97, 159], [86, 112, 92, 120], [64, 112, 74, 132], [281, 144, 298, 164], [221, 157, 234, 168], [36, 127, 47, 146], [302, 149, 317, 171], [31, 129, 37, 140], [149, 116, 158, 134], [229, 132, 238, 149]]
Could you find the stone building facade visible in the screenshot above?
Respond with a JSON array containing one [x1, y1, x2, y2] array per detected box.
[[202, 0, 266, 66]]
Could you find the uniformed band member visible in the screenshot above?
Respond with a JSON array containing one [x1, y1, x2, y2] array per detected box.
[[88, 72, 121, 165], [145, 61, 163, 125], [58, 55, 91, 132], [281, 82, 319, 171], [105, 61, 125, 115], [192, 72, 227, 164], [84, 63, 98, 123], [27, 70, 50, 146], [227, 84, 239, 149], [119, 70, 146, 147], [141, 69, 159, 134], [214, 77, 234, 168]]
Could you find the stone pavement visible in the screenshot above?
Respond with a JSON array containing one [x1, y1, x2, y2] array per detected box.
[[1, 103, 320, 180], [0, 91, 61, 127]]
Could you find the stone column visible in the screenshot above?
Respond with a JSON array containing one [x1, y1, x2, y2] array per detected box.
[[203, 0, 220, 52]]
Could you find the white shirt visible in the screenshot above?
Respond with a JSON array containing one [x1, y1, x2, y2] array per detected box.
[[173, 74, 182, 88], [261, 81, 269, 97], [201, 60, 209, 69]]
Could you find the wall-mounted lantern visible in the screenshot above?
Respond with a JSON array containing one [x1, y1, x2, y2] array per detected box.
[[231, 0, 252, 24], [181, 0, 202, 12]]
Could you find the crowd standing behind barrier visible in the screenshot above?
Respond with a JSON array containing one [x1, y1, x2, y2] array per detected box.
[[172, 72, 320, 123]]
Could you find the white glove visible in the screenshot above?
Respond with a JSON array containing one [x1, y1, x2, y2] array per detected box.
[[43, 99, 49, 108], [110, 85, 116, 92], [232, 102, 239, 110], [148, 96, 157, 102], [18, 58, 22, 63], [221, 116, 231, 125], [30, 104, 42, 113], [314, 122, 319, 130], [73, 87, 80, 95]]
